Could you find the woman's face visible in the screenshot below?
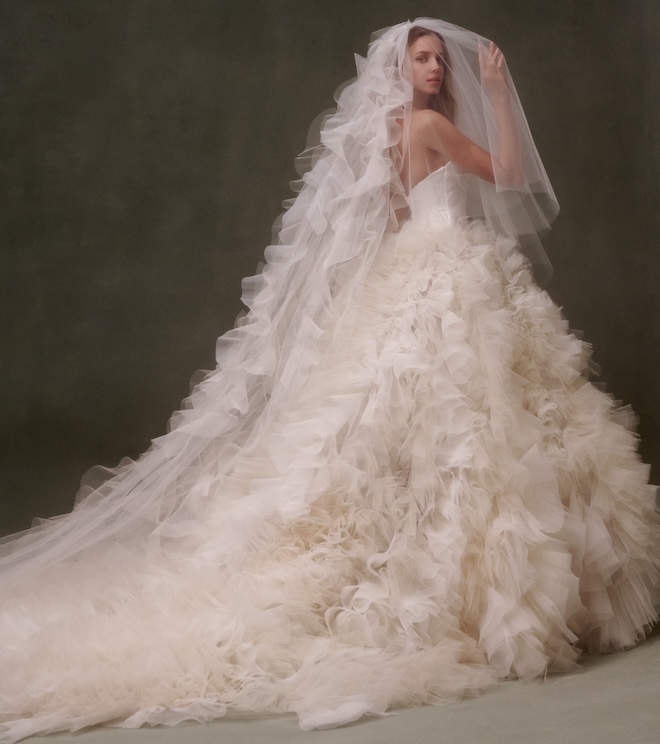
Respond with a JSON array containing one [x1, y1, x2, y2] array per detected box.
[[409, 34, 445, 99]]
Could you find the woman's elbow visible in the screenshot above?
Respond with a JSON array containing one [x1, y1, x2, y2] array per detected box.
[[499, 167, 525, 189]]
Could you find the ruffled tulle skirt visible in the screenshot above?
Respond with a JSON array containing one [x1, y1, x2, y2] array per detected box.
[[1, 217, 658, 742]]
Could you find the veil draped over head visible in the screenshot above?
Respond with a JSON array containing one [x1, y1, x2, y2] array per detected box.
[[0, 19, 558, 584]]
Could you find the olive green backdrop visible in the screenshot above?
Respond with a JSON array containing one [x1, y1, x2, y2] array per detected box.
[[1, 0, 658, 535]]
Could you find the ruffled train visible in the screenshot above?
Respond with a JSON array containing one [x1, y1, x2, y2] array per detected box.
[[1, 216, 658, 742]]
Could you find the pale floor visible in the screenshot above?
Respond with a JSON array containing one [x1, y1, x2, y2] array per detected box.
[[22, 627, 660, 744]]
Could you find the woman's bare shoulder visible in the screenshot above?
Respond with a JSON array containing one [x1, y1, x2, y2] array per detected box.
[[410, 109, 454, 151], [411, 108, 450, 130]]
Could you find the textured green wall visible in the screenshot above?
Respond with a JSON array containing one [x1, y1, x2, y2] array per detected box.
[[1, 0, 658, 535]]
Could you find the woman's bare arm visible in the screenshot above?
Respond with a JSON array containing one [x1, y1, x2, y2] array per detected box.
[[479, 42, 523, 186]]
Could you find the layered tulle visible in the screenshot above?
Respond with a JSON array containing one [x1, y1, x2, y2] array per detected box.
[[1, 168, 658, 743]]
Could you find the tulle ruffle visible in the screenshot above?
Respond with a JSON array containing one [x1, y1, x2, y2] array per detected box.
[[1, 198, 658, 742]]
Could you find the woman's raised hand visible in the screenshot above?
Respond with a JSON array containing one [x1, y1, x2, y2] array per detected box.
[[479, 41, 510, 99]]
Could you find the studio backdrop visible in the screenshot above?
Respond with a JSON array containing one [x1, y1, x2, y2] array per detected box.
[[1, 0, 658, 534]]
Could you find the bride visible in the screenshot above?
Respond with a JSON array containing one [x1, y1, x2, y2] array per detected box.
[[1, 17, 658, 743]]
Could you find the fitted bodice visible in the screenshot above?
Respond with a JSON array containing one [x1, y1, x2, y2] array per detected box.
[[407, 163, 468, 227]]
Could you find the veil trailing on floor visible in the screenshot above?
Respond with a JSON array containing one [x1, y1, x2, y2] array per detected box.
[[2, 16, 660, 744], [0, 18, 558, 588]]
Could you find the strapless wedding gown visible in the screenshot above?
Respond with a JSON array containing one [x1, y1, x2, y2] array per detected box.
[[1, 166, 658, 742]]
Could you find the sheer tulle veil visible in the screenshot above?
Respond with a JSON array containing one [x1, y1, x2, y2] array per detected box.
[[0, 18, 558, 587], [3, 17, 660, 744]]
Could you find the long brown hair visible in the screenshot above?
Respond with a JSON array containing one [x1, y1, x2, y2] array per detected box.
[[407, 26, 457, 123]]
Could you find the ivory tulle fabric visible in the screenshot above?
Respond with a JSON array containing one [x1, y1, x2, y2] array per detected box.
[[0, 165, 658, 743]]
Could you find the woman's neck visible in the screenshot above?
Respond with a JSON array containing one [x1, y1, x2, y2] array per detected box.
[[412, 91, 430, 110]]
